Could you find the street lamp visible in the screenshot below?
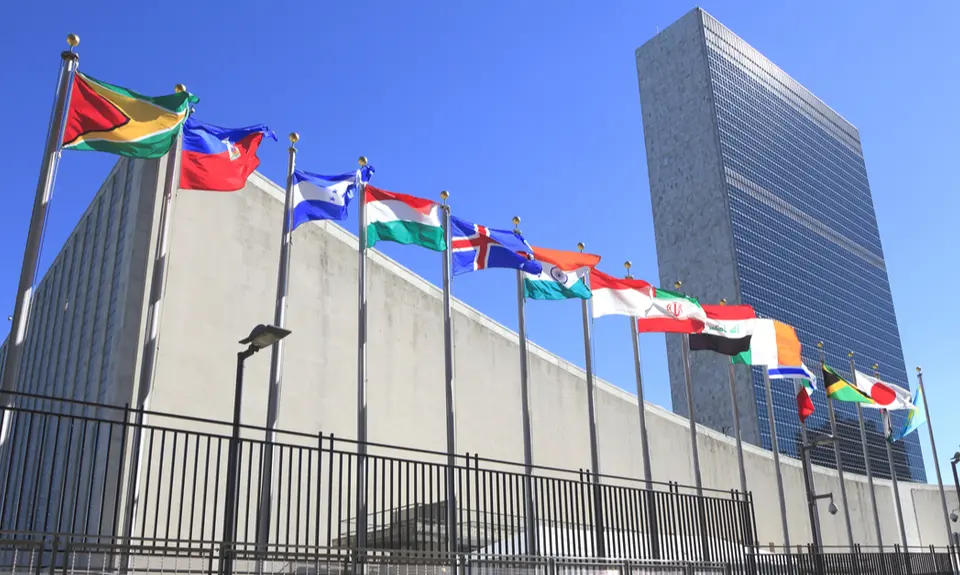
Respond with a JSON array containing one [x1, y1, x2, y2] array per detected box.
[[951, 452, 960, 515], [801, 433, 840, 554], [222, 324, 291, 575]]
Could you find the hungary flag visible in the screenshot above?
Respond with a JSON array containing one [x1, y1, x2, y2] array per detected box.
[[365, 185, 445, 251], [62, 73, 198, 158], [523, 246, 600, 301]]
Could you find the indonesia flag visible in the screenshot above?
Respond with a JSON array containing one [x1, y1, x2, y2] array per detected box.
[[590, 270, 654, 318], [180, 117, 275, 191]]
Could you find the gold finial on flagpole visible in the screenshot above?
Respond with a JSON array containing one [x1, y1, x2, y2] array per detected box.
[[66, 34, 79, 49], [674, 280, 682, 290], [817, 341, 824, 349], [848, 351, 854, 358], [289, 132, 299, 144], [873, 363, 879, 371], [175, 84, 187, 93], [577, 242, 585, 252], [358, 156, 368, 167], [624, 261, 632, 279], [719, 298, 727, 305], [440, 190, 449, 204], [916, 366, 922, 373], [512, 216, 521, 232]]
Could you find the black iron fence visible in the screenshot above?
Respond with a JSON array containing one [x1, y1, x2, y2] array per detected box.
[[749, 546, 956, 574], [0, 391, 756, 564]]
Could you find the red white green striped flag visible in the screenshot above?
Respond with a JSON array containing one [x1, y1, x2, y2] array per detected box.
[[365, 186, 445, 252]]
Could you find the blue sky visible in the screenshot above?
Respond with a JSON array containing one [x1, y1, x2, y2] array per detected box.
[[1, 1, 957, 483]]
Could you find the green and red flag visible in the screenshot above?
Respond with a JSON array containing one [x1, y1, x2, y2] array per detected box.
[[62, 73, 198, 158]]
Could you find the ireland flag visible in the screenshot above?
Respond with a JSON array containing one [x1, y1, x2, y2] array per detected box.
[[523, 246, 600, 300]]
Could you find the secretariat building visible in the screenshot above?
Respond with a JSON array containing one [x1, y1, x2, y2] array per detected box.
[[636, 8, 925, 482]]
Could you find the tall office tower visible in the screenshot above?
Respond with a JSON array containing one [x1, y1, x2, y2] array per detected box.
[[635, 8, 925, 481]]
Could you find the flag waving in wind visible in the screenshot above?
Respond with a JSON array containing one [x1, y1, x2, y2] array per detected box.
[[291, 165, 374, 230], [890, 387, 926, 442], [180, 117, 276, 191], [523, 247, 600, 300], [852, 371, 914, 410], [450, 216, 541, 276]]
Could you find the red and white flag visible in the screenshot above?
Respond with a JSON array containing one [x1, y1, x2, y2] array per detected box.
[[853, 371, 914, 410]]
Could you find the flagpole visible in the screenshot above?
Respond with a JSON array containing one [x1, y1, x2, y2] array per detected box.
[[356, 156, 370, 554], [675, 282, 709, 561], [578, 243, 605, 558], [718, 299, 749, 500], [255, 133, 298, 549], [123, 96, 186, 545], [876, 363, 909, 548], [513, 216, 537, 556], [625, 263, 659, 559], [440, 191, 458, 557], [915, 367, 954, 549], [849, 352, 883, 550], [762, 368, 792, 554], [0, 35, 79, 417], [818, 342, 854, 552]]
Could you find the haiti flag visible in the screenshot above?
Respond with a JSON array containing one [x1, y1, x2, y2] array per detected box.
[[180, 117, 275, 192]]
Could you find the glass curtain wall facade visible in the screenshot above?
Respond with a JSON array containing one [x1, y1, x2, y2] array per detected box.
[[638, 8, 925, 482]]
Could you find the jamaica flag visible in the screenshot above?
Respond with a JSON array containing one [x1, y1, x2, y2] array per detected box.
[[62, 73, 198, 158], [822, 365, 874, 404]]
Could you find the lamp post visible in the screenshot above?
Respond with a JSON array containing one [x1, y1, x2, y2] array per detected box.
[[952, 453, 960, 513], [802, 432, 840, 561], [222, 324, 291, 575]]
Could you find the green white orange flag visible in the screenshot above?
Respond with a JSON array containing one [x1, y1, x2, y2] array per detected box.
[[523, 247, 600, 301], [731, 319, 802, 367], [365, 186, 445, 251], [62, 73, 198, 158]]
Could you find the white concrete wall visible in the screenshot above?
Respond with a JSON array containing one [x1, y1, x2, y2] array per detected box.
[[138, 171, 958, 548]]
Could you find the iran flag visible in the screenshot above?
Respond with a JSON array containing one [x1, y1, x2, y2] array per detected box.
[[853, 371, 914, 410]]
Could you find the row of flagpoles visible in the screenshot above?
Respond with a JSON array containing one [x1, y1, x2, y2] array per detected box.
[[0, 37, 954, 559]]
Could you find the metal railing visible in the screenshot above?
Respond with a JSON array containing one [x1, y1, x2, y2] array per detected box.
[[747, 545, 957, 575], [0, 392, 756, 564]]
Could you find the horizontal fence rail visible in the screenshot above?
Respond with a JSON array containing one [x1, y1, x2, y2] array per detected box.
[[0, 392, 757, 565], [749, 549, 957, 575]]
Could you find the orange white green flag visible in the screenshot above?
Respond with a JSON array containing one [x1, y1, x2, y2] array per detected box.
[[523, 247, 601, 300], [62, 73, 198, 158]]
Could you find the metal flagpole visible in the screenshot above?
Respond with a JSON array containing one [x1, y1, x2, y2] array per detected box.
[[440, 191, 458, 556], [875, 363, 909, 548], [675, 282, 709, 561], [356, 156, 370, 553], [762, 369, 792, 554], [915, 367, 955, 549], [849, 352, 883, 550], [626, 262, 659, 558], [0, 35, 79, 417], [718, 299, 748, 500], [817, 342, 854, 552], [513, 216, 537, 556], [578, 243, 605, 558], [256, 133, 299, 548], [123, 98, 187, 544]]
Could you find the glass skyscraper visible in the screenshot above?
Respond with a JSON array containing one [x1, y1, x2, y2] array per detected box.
[[635, 8, 925, 482]]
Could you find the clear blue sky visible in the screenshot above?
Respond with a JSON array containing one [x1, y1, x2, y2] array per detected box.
[[1, 2, 957, 484]]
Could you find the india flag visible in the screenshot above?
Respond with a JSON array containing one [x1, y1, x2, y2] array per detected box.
[[365, 186, 445, 252], [523, 246, 600, 301]]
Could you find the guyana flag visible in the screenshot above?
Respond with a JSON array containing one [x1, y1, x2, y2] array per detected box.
[[62, 73, 198, 158], [822, 365, 873, 404]]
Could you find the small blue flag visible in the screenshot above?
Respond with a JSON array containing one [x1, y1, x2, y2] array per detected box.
[[291, 165, 374, 230], [450, 216, 542, 276], [890, 387, 926, 442]]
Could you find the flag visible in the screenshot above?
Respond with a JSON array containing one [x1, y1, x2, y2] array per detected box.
[[852, 371, 914, 410], [449, 216, 542, 276], [590, 270, 654, 318], [768, 364, 817, 421], [890, 387, 926, 442], [180, 117, 275, 191], [688, 304, 756, 353], [291, 167, 372, 230], [523, 247, 600, 301], [62, 72, 198, 158], [634, 289, 709, 333], [365, 186, 445, 251], [731, 320, 802, 367], [822, 365, 873, 404]]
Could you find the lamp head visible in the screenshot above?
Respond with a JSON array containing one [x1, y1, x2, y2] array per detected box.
[[239, 324, 292, 351], [951, 511, 958, 523], [828, 501, 838, 516]]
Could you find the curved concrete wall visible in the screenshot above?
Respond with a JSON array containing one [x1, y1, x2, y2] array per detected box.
[[143, 169, 958, 548]]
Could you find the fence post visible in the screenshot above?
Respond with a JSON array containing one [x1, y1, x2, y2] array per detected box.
[[47, 534, 59, 575], [548, 557, 556, 575]]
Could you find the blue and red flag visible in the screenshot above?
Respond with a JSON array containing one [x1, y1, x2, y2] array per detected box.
[[180, 117, 276, 191], [450, 216, 542, 276]]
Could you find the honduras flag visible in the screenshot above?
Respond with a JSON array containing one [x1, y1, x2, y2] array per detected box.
[[450, 215, 542, 276], [291, 165, 374, 230]]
